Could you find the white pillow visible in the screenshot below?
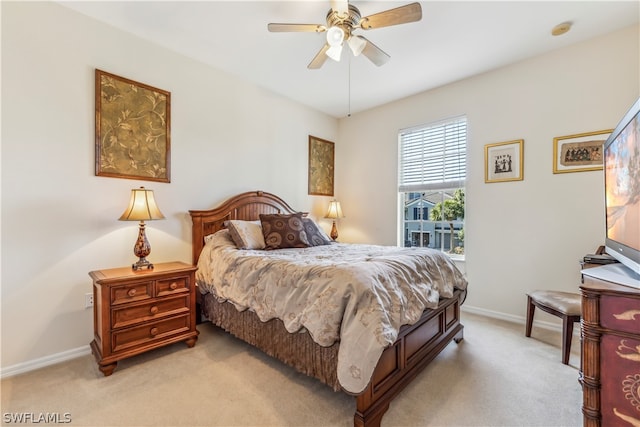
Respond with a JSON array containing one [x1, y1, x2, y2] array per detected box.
[[226, 220, 266, 250]]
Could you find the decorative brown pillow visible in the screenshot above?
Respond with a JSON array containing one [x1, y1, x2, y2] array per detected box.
[[302, 218, 332, 246], [259, 213, 311, 250]]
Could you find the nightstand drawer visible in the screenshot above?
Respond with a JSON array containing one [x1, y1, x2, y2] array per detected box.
[[156, 276, 190, 297], [111, 296, 190, 329], [112, 315, 190, 352], [111, 281, 153, 305], [601, 294, 640, 334]]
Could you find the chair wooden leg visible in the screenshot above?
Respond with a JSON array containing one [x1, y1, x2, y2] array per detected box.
[[525, 296, 535, 337], [561, 316, 573, 365]]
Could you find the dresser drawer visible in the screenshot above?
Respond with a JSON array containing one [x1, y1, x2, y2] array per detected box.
[[111, 296, 190, 329], [600, 334, 640, 425], [111, 281, 153, 305], [156, 276, 190, 297], [112, 315, 190, 352], [600, 294, 640, 335]]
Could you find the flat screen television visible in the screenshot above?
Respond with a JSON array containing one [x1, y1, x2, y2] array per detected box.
[[585, 97, 640, 289]]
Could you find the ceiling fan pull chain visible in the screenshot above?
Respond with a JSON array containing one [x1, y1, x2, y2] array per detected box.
[[348, 55, 351, 117]]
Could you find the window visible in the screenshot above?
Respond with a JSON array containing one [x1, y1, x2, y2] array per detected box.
[[411, 207, 428, 220], [398, 116, 466, 256]]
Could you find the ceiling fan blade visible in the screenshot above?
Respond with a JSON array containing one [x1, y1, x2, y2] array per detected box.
[[360, 2, 422, 30], [268, 23, 326, 33], [359, 37, 390, 67], [308, 44, 331, 69]]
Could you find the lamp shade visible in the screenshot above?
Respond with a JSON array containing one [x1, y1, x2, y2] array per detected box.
[[326, 26, 345, 47], [324, 200, 344, 219], [119, 187, 165, 221], [348, 35, 366, 56], [326, 45, 343, 62], [325, 26, 345, 62]]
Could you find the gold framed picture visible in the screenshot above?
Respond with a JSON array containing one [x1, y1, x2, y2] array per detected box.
[[95, 69, 171, 182], [308, 135, 334, 196], [552, 129, 612, 174], [484, 139, 524, 183]]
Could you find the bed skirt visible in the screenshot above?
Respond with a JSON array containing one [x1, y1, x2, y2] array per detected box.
[[202, 292, 342, 391]]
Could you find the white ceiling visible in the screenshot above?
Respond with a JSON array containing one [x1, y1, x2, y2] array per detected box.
[[59, 1, 639, 118]]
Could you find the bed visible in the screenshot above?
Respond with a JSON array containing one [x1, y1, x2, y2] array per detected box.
[[190, 190, 468, 427]]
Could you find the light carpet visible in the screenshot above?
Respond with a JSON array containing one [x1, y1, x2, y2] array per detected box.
[[1, 312, 582, 426]]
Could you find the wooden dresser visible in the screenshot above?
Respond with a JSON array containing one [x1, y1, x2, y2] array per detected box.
[[89, 261, 199, 376], [580, 271, 640, 426]]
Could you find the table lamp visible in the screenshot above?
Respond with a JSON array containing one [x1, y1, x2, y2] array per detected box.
[[324, 199, 344, 241], [119, 187, 165, 270]]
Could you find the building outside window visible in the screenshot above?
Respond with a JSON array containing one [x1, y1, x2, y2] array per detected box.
[[398, 116, 466, 257]]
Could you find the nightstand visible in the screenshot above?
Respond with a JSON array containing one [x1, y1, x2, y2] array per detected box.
[[89, 261, 199, 376]]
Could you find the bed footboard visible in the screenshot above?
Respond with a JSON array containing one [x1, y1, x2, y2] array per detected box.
[[355, 288, 466, 427]]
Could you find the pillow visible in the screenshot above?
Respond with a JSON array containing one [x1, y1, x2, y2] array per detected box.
[[302, 218, 332, 246], [226, 220, 266, 250], [259, 213, 311, 250]]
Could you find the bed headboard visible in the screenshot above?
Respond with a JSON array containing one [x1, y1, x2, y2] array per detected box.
[[189, 190, 298, 265]]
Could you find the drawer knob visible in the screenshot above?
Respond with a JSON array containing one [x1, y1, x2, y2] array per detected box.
[[169, 282, 178, 290], [127, 288, 137, 297], [150, 327, 158, 336], [150, 306, 159, 315]]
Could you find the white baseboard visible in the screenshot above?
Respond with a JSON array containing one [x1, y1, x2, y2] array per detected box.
[[462, 304, 523, 323], [461, 304, 578, 336], [1, 345, 91, 379], [0, 305, 576, 379]]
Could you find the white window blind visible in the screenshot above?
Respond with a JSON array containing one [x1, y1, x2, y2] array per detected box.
[[399, 116, 467, 192]]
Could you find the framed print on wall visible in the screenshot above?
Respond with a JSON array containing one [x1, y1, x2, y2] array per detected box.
[[485, 139, 524, 183], [552, 129, 612, 174], [308, 135, 335, 196], [95, 69, 171, 182]]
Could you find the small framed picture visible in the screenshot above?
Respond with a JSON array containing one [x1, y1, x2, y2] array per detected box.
[[485, 139, 524, 183], [552, 129, 612, 174]]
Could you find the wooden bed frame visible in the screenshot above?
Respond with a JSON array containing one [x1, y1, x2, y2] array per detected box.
[[190, 190, 466, 427]]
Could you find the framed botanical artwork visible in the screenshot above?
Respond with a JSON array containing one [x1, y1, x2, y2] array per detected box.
[[95, 69, 171, 182], [552, 129, 612, 174], [308, 135, 335, 196], [484, 139, 524, 183]]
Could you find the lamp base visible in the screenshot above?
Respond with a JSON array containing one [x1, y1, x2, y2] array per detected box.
[[131, 221, 154, 271], [132, 257, 154, 271], [330, 220, 339, 241]]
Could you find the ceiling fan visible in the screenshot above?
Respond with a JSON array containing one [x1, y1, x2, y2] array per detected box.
[[267, 1, 422, 69]]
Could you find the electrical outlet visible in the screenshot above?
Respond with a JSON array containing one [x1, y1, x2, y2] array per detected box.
[[85, 293, 93, 309]]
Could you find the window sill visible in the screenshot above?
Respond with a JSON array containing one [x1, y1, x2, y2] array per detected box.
[[448, 254, 465, 263]]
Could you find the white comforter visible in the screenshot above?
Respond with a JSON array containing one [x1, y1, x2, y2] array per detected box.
[[196, 230, 468, 394]]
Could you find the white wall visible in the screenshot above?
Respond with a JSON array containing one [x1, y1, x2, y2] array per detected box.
[[337, 25, 639, 321], [1, 2, 337, 371], [2, 1, 638, 373]]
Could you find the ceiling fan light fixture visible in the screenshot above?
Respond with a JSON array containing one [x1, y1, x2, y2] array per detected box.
[[269, 1, 423, 69], [326, 26, 345, 46], [326, 44, 343, 62], [348, 35, 366, 56]]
